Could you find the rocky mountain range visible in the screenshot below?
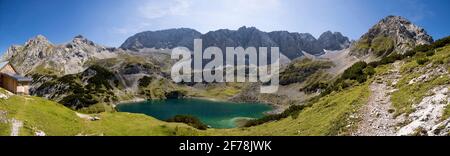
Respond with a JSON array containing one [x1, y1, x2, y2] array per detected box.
[[2, 34, 183, 111], [350, 15, 433, 57], [3, 35, 119, 75], [2, 14, 450, 136], [0, 15, 438, 115], [121, 26, 351, 59], [1, 16, 434, 110]]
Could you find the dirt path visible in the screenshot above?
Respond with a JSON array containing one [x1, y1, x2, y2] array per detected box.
[[352, 61, 403, 136], [10, 118, 23, 136]]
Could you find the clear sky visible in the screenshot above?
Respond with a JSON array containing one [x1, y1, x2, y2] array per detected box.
[[1, 0, 449, 54]]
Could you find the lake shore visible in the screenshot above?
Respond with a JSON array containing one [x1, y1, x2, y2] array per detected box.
[[115, 95, 284, 115], [189, 96, 284, 115], [114, 96, 285, 128], [116, 98, 273, 128], [113, 97, 147, 107]]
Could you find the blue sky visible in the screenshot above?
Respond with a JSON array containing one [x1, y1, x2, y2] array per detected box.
[[1, 0, 450, 53]]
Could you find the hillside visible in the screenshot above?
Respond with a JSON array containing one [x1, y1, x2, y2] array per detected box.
[[1, 15, 450, 136], [3, 35, 119, 75], [350, 16, 433, 58], [3, 33, 341, 112], [0, 88, 200, 136], [1, 41, 450, 136]]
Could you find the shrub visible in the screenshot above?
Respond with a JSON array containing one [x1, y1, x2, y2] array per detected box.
[[138, 76, 153, 87], [279, 59, 333, 85], [425, 50, 435, 56], [367, 36, 450, 68], [59, 94, 99, 109], [165, 115, 208, 130], [244, 104, 309, 127], [319, 61, 374, 97], [341, 61, 368, 83], [85, 65, 115, 90], [416, 57, 430, 65], [363, 66, 375, 76]]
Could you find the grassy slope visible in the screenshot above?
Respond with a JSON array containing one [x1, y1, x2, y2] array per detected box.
[[0, 93, 200, 136], [351, 36, 395, 57], [0, 80, 370, 136], [4, 37, 450, 136], [13, 44, 448, 136], [205, 83, 370, 136], [391, 45, 450, 116]]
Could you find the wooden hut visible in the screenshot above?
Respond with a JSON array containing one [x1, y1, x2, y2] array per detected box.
[[0, 61, 32, 95]]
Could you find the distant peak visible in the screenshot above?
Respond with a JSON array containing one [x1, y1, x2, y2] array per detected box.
[[74, 34, 85, 39], [379, 15, 411, 25], [25, 35, 50, 45], [72, 34, 96, 46], [33, 35, 48, 41], [152, 28, 200, 33], [384, 15, 406, 20], [350, 15, 433, 56], [238, 26, 248, 29], [238, 26, 257, 29]]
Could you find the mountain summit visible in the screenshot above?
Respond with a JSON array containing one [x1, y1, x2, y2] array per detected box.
[[3, 35, 118, 75], [350, 15, 433, 57], [318, 31, 351, 51], [120, 27, 351, 59], [120, 28, 202, 51]]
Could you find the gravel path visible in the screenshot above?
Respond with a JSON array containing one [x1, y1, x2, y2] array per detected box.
[[10, 118, 23, 136], [352, 61, 403, 136]]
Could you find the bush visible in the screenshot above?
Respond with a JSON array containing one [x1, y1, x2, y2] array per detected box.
[[319, 61, 375, 97], [139, 76, 153, 87], [341, 61, 368, 83], [59, 94, 99, 109], [85, 65, 115, 90], [244, 104, 309, 127], [416, 57, 430, 65], [425, 50, 435, 56], [363, 66, 375, 76], [279, 59, 333, 85], [165, 115, 208, 130]]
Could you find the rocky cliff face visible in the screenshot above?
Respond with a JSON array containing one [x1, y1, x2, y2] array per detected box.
[[120, 28, 202, 51], [3, 35, 119, 75], [3, 35, 184, 110], [318, 31, 351, 51], [121, 26, 351, 59], [350, 15, 433, 57]]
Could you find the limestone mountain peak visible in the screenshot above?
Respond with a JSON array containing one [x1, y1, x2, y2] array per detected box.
[[350, 15, 433, 57], [25, 34, 51, 46]]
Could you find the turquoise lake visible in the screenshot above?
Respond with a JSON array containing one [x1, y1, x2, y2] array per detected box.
[[116, 99, 272, 128]]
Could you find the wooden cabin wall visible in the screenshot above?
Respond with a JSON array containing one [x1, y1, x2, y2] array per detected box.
[[1, 75, 18, 94]]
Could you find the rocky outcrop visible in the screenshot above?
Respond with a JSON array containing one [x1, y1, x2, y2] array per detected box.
[[29, 51, 180, 110], [120, 28, 202, 51], [318, 31, 351, 51], [397, 86, 450, 136], [3, 35, 119, 75], [202, 27, 278, 54], [268, 31, 324, 58], [121, 26, 351, 59], [350, 15, 433, 57], [2, 34, 186, 110]]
